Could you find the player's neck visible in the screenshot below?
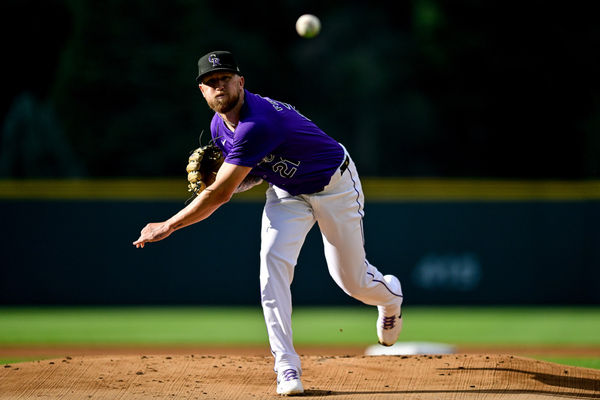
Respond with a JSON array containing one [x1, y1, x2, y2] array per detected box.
[[223, 118, 238, 131]]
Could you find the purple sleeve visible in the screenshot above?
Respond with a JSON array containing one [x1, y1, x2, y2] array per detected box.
[[225, 118, 284, 167]]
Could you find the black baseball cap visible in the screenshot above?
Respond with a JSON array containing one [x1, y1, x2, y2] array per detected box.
[[196, 50, 241, 83]]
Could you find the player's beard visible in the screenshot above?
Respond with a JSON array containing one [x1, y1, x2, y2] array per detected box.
[[207, 90, 241, 114]]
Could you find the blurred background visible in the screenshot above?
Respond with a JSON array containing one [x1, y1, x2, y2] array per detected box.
[[1, 0, 599, 306]]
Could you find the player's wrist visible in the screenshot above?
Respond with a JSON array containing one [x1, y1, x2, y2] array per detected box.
[[165, 218, 183, 232]]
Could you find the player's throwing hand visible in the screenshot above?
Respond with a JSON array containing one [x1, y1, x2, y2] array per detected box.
[[133, 222, 173, 248]]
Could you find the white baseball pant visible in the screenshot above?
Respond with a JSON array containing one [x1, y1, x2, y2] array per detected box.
[[259, 149, 403, 375]]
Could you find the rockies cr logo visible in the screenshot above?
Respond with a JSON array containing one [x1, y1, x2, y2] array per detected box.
[[208, 54, 221, 67]]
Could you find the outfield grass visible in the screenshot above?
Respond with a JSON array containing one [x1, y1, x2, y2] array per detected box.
[[535, 357, 600, 370], [294, 306, 600, 346], [1, 306, 599, 345], [1, 306, 599, 368]]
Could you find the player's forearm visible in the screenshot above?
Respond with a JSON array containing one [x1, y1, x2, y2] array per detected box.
[[167, 188, 230, 231], [166, 162, 250, 232]]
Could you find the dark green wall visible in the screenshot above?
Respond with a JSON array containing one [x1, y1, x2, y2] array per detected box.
[[2, 199, 598, 305]]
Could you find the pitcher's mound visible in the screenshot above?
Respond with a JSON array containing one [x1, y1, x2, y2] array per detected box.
[[1, 353, 599, 399]]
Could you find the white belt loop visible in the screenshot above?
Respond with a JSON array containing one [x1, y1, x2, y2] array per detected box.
[[339, 143, 349, 159]]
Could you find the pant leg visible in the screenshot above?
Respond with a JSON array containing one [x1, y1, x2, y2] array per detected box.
[[311, 157, 402, 306], [260, 184, 315, 374]]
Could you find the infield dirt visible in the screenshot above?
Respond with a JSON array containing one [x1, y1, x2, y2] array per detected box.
[[1, 352, 599, 399]]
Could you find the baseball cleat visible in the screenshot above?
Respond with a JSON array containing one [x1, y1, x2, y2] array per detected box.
[[276, 368, 304, 396], [376, 275, 403, 347]]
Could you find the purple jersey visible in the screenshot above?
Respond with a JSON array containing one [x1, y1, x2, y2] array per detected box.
[[210, 90, 344, 195]]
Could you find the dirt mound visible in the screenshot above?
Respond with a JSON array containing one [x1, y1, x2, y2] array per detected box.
[[1, 353, 599, 399]]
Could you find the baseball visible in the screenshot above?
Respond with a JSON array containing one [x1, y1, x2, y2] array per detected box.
[[296, 14, 321, 38]]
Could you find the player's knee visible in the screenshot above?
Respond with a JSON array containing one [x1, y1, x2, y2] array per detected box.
[[337, 276, 370, 299]]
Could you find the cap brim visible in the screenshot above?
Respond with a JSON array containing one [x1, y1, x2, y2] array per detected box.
[[196, 67, 240, 83]]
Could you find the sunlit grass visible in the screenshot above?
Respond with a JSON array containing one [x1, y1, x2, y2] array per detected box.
[[1, 306, 599, 346]]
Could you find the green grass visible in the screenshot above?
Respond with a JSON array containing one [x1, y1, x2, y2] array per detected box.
[[1, 306, 599, 346], [537, 358, 600, 370], [1, 306, 599, 368], [0, 307, 269, 345], [0, 357, 51, 365], [393, 306, 600, 345]]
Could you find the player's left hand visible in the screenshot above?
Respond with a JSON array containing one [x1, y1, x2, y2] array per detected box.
[[133, 222, 174, 248]]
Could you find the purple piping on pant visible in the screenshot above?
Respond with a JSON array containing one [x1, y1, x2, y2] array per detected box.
[[346, 165, 365, 246], [367, 271, 403, 298], [347, 166, 364, 219]]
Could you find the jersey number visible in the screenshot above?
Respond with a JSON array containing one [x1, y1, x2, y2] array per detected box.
[[273, 158, 300, 178]]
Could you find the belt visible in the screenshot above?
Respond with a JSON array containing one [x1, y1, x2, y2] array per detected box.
[[340, 155, 350, 175]]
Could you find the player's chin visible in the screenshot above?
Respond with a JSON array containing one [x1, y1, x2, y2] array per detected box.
[[210, 98, 236, 113]]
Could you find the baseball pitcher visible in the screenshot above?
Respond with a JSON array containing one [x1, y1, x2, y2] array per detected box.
[[133, 50, 403, 396]]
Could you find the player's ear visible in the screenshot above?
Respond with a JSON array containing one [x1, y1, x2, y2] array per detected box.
[[238, 75, 245, 88], [198, 83, 206, 97]]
